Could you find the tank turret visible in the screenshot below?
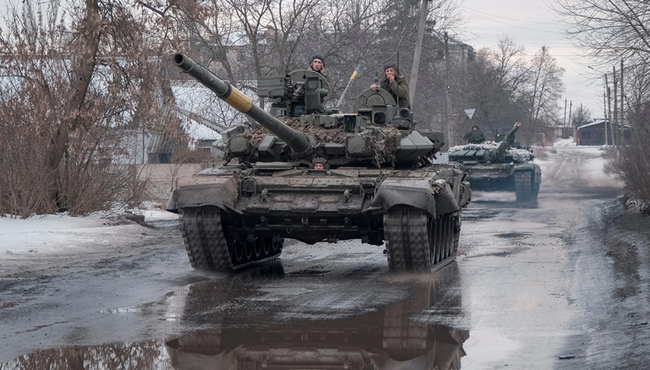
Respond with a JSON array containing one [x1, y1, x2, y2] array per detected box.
[[448, 122, 530, 164], [174, 53, 443, 168], [167, 53, 471, 273]]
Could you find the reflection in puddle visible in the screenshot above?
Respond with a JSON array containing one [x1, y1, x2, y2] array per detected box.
[[167, 264, 469, 370], [496, 232, 531, 239], [3, 264, 469, 369], [1, 341, 170, 369]]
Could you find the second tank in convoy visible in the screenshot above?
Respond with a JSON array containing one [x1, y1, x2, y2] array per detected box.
[[448, 122, 541, 205], [166, 53, 472, 273]]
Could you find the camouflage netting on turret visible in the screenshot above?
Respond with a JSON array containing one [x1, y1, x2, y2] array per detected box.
[[448, 142, 533, 163], [243, 117, 404, 167]]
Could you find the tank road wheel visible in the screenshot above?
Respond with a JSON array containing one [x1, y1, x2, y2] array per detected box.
[[271, 237, 283, 253], [262, 238, 272, 255], [384, 206, 459, 273], [180, 207, 233, 272], [254, 238, 264, 258], [225, 235, 284, 270], [244, 240, 254, 260], [515, 170, 538, 205], [230, 239, 245, 263]]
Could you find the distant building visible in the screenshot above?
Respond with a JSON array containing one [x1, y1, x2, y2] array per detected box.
[[576, 120, 611, 145], [576, 119, 632, 146]]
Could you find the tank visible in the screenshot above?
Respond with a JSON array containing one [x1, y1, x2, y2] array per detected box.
[[166, 53, 472, 273], [448, 122, 541, 205]]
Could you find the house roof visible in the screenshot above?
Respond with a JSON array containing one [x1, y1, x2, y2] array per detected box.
[[577, 120, 607, 130]]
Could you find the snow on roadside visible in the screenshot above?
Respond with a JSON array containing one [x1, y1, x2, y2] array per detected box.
[[0, 206, 179, 259]]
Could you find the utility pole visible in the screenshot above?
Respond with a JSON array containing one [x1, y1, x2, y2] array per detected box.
[[620, 58, 624, 146], [444, 32, 453, 148], [409, 0, 430, 109], [568, 100, 573, 134], [613, 65, 618, 147], [605, 73, 613, 145], [563, 99, 567, 138]]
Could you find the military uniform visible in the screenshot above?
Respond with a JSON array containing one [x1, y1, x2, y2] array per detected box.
[[379, 76, 410, 109], [488, 122, 520, 162], [308, 65, 329, 80], [463, 128, 486, 144]]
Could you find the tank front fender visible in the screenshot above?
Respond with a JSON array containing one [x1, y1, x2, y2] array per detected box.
[[514, 163, 542, 185], [166, 175, 239, 213], [370, 179, 460, 217]]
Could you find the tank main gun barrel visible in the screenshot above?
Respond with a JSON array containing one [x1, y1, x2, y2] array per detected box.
[[173, 53, 312, 157]]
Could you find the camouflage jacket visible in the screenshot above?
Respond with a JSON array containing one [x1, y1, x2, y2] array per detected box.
[[308, 65, 329, 81], [463, 130, 485, 144], [380, 76, 410, 109]]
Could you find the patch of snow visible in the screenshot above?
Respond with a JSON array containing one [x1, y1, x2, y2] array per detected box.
[[553, 138, 576, 147], [182, 121, 221, 141], [0, 208, 178, 258]]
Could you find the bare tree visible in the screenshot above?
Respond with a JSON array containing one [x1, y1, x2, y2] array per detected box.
[[555, 0, 650, 204], [526, 46, 564, 124], [0, 0, 171, 216], [571, 104, 592, 127], [554, 0, 650, 67], [491, 37, 530, 100]]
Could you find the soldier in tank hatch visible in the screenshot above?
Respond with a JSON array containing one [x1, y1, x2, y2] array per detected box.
[[370, 64, 411, 109], [463, 125, 486, 144], [307, 55, 329, 80]]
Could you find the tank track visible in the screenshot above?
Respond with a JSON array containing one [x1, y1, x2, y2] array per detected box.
[[383, 205, 459, 272], [514, 170, 539, 204], [180, 206, 283, 272]]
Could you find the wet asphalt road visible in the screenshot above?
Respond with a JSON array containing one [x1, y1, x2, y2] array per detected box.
[[2, 145, 649, 369]]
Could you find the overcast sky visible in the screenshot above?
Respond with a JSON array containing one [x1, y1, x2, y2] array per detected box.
[[459, 0, 605, 122]]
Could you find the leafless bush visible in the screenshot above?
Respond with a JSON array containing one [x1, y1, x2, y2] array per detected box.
[[0, 125, 54, 217], [606, 126, 650, 209], [0, 0, 173, 217], [0, 123, 150, 217]]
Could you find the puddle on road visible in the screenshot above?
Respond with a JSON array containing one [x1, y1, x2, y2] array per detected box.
[[3, 264, 471, 370], [463, 207, 501, 221], [497, 232, 531, 239]]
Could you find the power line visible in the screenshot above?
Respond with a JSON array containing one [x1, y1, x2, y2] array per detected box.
[[462, 7, 563, 34], [462, 6, 560, 26]]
